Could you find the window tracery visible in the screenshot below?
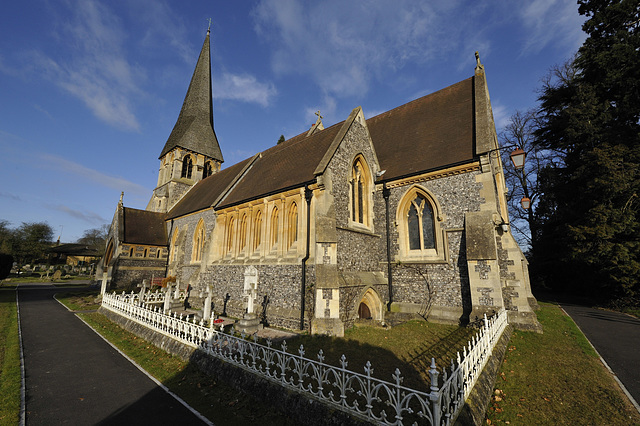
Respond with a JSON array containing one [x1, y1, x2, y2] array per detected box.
[[397, 186, 445, 261]]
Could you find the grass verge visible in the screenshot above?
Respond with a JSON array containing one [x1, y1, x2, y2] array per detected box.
[[56, 290, 101, 311], [486, 303, 640, 425], [0, 290, 21, 425]]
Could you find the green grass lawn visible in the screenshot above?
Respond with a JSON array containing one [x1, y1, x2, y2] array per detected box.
[[55, 290, 101, 311], [287, 320, 477, 390], [486, 303, 640, 425], [0, 290, 21, 425]]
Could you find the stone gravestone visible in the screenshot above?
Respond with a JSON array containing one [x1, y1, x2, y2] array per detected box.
[[243, 266, 258, 314], [238, 266, 261, 334]]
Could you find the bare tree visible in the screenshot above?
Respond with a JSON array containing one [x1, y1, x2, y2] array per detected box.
[[500, 109, 561, 250]]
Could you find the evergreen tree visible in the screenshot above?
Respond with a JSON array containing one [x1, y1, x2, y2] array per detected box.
[[534, 0, 640, 304]]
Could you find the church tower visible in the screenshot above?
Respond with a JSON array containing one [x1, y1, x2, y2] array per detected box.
[[147, 28, 224, 213]]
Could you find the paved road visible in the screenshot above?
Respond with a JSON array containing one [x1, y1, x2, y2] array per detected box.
[[18, 283, 209, 425], [562, 303, 640, 407]]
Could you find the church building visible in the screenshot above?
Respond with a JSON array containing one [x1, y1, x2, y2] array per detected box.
[[98, 29, 541, 334]]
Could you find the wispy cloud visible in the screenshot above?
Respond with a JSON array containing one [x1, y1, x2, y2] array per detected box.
[[518, 0, 586, 55], [0, 192, 21, 201], [130, 0, 196, 65], [252, 0, 476, 99], [47, 204, 107, 225], [38, 153, 149, 196], [17, 0, 144, 131], [214, 72, 277, 107]]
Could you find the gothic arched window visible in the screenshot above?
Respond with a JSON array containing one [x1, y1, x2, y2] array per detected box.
[[239, 214, 248, 251], [350, 156, 372, 227], [203, 161, 213, 179], [396, 186, 445, 261], [170, 228, 179, 262], [287, 202, 298, 249], [407, 195, 435, 251], [181, 155, 193, 179], [270, 206, 279, 248], [192, 220, 205, 262], [253, 210, 263, 252], [226, 217, 235, 254]]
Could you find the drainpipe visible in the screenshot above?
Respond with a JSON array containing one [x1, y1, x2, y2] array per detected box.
[[300, 185, 313, 331], [383, 182, 393, 310]]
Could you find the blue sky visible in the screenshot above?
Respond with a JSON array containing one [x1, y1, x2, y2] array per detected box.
[[0, 0, 586, 243]]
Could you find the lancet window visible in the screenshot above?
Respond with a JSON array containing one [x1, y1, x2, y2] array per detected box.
[[270, 206, 279, 248], [287, 202, 298, 249], [203, 161, 213, 179], [253, 210, 263, 252], [226, 217, 235, 254], [181, 155, 193, 179], [239, 214, 248, 252], [192, 220, 205, 262], [350, 156, 372, 227]]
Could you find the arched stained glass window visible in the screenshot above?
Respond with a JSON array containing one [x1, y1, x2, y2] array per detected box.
[[350, 156, 371, 226], [407, 195, 435, 251]]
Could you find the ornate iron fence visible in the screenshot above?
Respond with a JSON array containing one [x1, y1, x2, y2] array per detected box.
[[102, 292, 507, 425]]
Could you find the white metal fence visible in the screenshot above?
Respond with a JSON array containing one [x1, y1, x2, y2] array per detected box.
[[102, 291, 508, 425]]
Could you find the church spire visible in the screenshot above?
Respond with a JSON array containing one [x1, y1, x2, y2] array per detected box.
[[159, 29, 223, 163]]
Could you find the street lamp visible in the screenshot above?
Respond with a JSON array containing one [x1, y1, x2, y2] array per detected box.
[[509, 148, 526, 171], [520, 197, 531, 210]]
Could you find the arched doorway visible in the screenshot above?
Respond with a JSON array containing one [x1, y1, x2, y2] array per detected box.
[[356, 288, 383, 321], [358, 302, 372, 319]]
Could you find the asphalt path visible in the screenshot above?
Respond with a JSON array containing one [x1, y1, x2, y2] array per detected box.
[[18, 283, 210, 425], [561, 303, 640, 409]]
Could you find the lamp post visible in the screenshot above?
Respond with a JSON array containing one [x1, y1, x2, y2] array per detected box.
[[508, 148, 530, 210]]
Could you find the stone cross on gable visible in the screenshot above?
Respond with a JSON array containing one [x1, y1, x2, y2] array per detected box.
[[315, 110, 323, 120]]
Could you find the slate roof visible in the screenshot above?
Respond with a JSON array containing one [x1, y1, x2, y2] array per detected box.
[[167, 157, 254, 219], [217, 123, 343, 209], [49, 243, 99, 257], [159, 31, 223, 162], [122, 208, 167, 245], [368, 77, 475, 181], [168, 75, 481, 218]]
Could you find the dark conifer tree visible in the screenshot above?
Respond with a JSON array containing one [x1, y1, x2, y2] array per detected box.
[[533, 0, 640, 304]]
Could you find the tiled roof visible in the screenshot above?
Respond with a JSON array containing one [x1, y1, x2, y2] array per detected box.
[[167, 157, 254, 219], [217, 123, 343, 209], [169, 75, 478, 216], [122, 208, 167, 245], [368, 77, 475, 181]]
